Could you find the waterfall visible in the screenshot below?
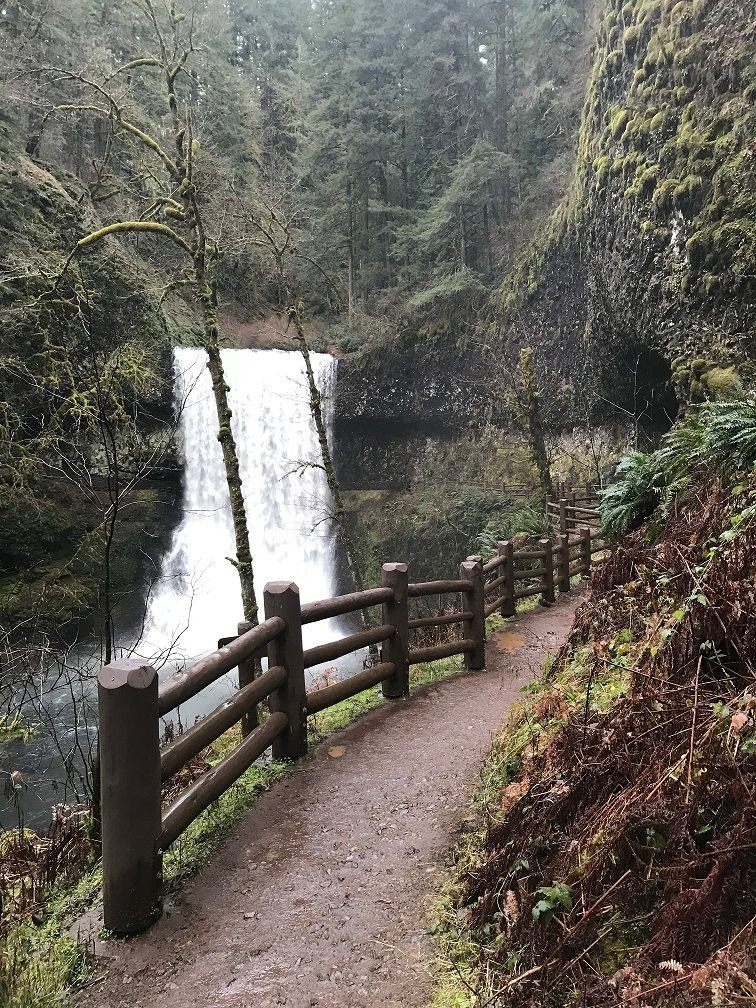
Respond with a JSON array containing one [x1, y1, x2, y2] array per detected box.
[[140, 347, 342, 664]]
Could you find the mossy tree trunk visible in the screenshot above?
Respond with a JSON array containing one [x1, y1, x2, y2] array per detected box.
[[289, 309, 365, 595], [69, 0, 259, 626], [201, 272, 258, 624], [518, 347, 553, 502]]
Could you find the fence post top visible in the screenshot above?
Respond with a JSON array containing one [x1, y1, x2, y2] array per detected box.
[[264, 580, 300, 598], [98, 660, 157, 691], [460, 558, 482, 575], [382, 561, 408, 575], [539, 538, 551, 546]]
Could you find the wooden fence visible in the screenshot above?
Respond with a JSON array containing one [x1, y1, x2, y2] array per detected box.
[[97, 492, 603, 935]]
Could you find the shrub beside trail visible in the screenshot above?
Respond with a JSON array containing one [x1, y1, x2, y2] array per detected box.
[[435, 475, 756, 1007]]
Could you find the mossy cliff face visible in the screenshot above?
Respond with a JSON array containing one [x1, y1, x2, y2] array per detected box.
[[497, 0, 755, 425]]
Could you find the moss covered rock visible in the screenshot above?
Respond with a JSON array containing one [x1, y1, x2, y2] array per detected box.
[[494, 0, 755, 426]]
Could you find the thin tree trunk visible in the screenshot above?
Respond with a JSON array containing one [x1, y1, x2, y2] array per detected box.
[[156, 4, 259, 626], [519, 347, 553, 502], [289, 311, 365, 595], [201, 286, 258, 624]]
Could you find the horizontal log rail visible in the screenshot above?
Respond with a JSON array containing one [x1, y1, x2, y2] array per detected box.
[[407, 611, 473, 630], [484, 596, 505, 618], [548, 496, 604, 541], [160, 665, 287, 782], [306, 662, 397, 714], [571, 505, 601, 517], [158, 617, 285, 717], [159, 712, 289, 850], [481, 555, 503, 575], [407, 578, 473, 598], [513, 566, 547, 581], [300, 586, 394, 625], [303, 624, 395, 669], [99, 494, 606, 936], [408, 639, 475, 665], [484, 573, 507, 595]]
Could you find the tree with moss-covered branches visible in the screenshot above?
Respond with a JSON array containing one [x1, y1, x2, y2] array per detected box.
[[37, 0, 261, 624]]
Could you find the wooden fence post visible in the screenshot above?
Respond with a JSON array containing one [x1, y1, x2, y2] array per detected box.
[[540, 539, 555, 606], [460, 558, 485, 670], [559, 498, 568, 536], [580, 527, 592, 577], [558, 533, 571, 593], [237, 620, 258, 737], [98, 660, 162, 935], [264, 582, 307, 761], [381, 562, 409, 698], [498, 540, 516, 618]]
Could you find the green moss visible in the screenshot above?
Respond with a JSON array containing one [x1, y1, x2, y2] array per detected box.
[[674, 173, 706, 211], [701, 366, 743, 399], [713, 132, 738, 158], [712, 220, 756, 280], [605, 49, 625, 75], [638, 163, 660, 191], [648, 109, 671, 131], [652, 177, 681, 210], [673, 38, 706, 66], [495, 0, 754, 397], [699, 271, 720, 295], [623, 24, 641, 51], [593, 155, 612, 182], [637, 0, 663, 23], [610, 107, 631, 137]]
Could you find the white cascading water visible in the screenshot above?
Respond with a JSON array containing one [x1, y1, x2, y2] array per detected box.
[[140, 347, 342, 665]]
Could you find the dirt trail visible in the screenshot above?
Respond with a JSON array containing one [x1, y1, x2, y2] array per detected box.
[[81, 595, 583, 1008]]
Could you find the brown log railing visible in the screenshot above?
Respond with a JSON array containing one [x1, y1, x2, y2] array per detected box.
[[97, 494, 602, 935]]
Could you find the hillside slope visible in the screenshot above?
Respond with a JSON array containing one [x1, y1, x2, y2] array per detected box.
[[434, 463, 756, 1007]]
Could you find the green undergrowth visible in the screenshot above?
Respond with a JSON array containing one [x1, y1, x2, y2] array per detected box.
[[428, 639, 633, 1008], [0, 714, 34, 745], [1, 866, 101, 1008], [430, 475, 756, 1007]]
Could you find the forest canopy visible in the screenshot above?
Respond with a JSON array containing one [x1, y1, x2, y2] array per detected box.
[[1, 0, 591, 337]]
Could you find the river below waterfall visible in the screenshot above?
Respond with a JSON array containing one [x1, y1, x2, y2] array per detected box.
[[3, 347, 361, 830]]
